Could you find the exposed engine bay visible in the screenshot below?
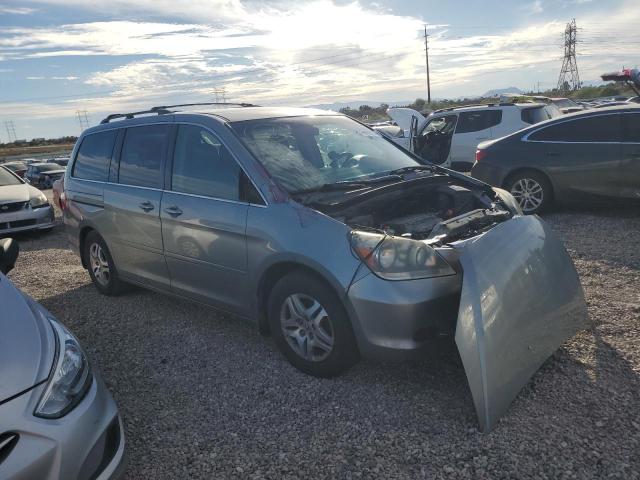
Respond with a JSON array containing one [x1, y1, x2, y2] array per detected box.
[[302, 174, 514, 244]]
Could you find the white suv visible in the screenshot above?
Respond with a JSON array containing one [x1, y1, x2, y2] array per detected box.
[[380, 103, 561, 170]]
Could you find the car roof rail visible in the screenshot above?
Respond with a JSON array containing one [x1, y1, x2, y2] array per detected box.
[[150, 102, 259, 111], [100, 108, 171, 124]]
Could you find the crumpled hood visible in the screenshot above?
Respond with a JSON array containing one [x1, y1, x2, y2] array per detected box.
[[0, 184, 30, 204], [0, 274, 55, 403]]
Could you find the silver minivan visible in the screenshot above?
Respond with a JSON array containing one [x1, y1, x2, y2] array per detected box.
[[62, 103, 587, 431]]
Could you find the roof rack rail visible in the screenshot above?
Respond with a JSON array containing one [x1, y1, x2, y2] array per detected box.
[[99, 102, 258, 124], [100, 108, 171, 124], [150, 102, 258, 111]]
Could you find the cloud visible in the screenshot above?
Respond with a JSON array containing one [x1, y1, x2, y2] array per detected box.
[[0, 6, 37, 15], [523, 0, 544, 14]]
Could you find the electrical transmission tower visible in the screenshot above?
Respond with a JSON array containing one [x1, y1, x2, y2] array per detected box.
[[76, 110, 90, 132], [212, 87, 228, 103], [557, 19, 580, 92], [4, 121, 17, 142]]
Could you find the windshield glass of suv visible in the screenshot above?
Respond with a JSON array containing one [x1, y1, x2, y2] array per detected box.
[[0, 167, 22, 186], [230, 116, 420, 192]]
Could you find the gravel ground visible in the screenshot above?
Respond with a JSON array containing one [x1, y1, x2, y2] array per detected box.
[[8, 193, 640, 479]]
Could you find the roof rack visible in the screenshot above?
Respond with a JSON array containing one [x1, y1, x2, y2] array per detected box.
[[100, 102, 258, 124]]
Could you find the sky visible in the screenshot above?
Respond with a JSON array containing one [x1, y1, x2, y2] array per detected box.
[[0, 0, 638, 140]]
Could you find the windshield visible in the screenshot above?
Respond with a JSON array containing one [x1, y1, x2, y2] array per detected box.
[[0, 167, 23, 186], [230, 116, 420, 192]]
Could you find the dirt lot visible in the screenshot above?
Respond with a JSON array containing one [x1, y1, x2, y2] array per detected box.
[[7, 192, 640, 479]]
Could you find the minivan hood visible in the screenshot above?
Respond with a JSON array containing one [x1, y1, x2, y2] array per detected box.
[[0, 274, 55, 404], [0, 184, 30, 204]]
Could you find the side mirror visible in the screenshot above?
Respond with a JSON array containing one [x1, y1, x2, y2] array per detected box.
[[0, 238, 19, 275]]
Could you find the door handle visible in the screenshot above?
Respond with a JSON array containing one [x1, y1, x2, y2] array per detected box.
[[138, 201, 155, 212], [476, 136, 489, 140], [164, 206, 183, 217], [545, 151, 560, 157]]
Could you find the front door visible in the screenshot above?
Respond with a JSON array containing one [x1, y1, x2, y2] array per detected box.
[[161, 124, 249, 314], [620, 112, 640, 200]]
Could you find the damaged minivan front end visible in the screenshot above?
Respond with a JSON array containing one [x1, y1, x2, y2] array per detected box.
[[302, 171, 587, 431]]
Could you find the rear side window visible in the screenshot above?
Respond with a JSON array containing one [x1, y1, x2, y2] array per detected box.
[[119, 125, 170, 188], [171, 124, 241, 201], [73, 130, 117, 181], [455, 110, 502, 133], [528, 114, 622, 142], [623, 113, 640, 142], [521, 106, 552, 124]]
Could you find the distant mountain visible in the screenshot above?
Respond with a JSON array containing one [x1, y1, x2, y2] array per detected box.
[[482, 87, 524, 97]]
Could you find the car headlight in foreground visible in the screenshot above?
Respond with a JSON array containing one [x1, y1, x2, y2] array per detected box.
[[29, 192, 49, 209], [350, 230, 455, 280], [34, 317, 92, 419]]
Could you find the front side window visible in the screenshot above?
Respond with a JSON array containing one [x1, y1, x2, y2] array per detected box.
[[119, 125, 169, 188], [171, 125, 241, 201], [73, 130, 117, 181], [422, 115, 457, 135], [456, 110, 502, 133], [230, 116, 420, 192], [528, 114, 622, 142]]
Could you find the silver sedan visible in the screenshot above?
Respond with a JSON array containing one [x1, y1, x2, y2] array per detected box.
[[0, 238, 125, 479], [0, 166, 55, 234]]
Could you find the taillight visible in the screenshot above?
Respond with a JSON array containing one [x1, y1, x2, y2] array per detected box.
[[475, 149, 488, 162], [59, 191, 68, 211]]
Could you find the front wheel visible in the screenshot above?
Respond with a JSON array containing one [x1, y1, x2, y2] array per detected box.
[[506, 171, 552, 214], [268, 272, 360, 378]]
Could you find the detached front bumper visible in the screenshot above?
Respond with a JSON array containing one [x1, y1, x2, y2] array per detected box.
[[0, 205, 55, 235], [0, 372, 125, 480]]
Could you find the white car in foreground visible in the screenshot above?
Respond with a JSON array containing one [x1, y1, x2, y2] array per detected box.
[[378, 103, 561, 170], [0, 166, 55, 234]]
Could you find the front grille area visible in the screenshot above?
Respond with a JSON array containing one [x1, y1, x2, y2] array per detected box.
[[0, 201, 27, 213], [0, 219, 37, 230]]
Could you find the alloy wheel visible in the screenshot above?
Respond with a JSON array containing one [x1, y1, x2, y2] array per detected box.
[[510, 178, 544, 213], [280, 293, 334, 362], [89, 243, 111, 286]]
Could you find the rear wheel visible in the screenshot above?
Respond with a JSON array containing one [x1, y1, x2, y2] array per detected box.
[[84, 231, 127, 295], [267, 272, 359, 377], [506, 170, 552, 214]]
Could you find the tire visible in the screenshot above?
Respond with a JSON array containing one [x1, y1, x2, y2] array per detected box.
[[267, 272, 360, 378], [505, 170, 553, 215], [84, 231, 127, 296]]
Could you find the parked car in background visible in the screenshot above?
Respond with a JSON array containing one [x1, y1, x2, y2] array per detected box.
[[61, 103, 587, 431], [1, 161, 28, 178], [549, 97, 584, 114], [25, 162, 66, 189], [381, 102, 561, 171], [471, 105, 640, 214], [51, 157, 69, 168], [0, 238, 125, 479], [0, 166, 55, 234]]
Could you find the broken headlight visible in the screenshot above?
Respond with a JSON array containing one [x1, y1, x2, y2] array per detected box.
[[349, 231, 455, 280]]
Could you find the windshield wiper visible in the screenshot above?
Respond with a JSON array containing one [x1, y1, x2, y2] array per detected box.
[[291, 175, 402, 195], [385, 165, 435, 176]]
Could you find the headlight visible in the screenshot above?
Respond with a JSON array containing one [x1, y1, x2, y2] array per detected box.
[[34, 317, 92, 419], [349, 231, 455, 280], [30, 193, 49, 209]]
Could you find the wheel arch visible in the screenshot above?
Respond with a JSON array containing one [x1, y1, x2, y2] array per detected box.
[[255, 260, 348, 336], [78, 225, 96, 269]]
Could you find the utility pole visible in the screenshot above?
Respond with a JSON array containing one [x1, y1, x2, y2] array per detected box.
[[4, 121, 17, 142], [557, 19, 580, 92], [424, 25, 431, 104], [76, 110, 90, 132]]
